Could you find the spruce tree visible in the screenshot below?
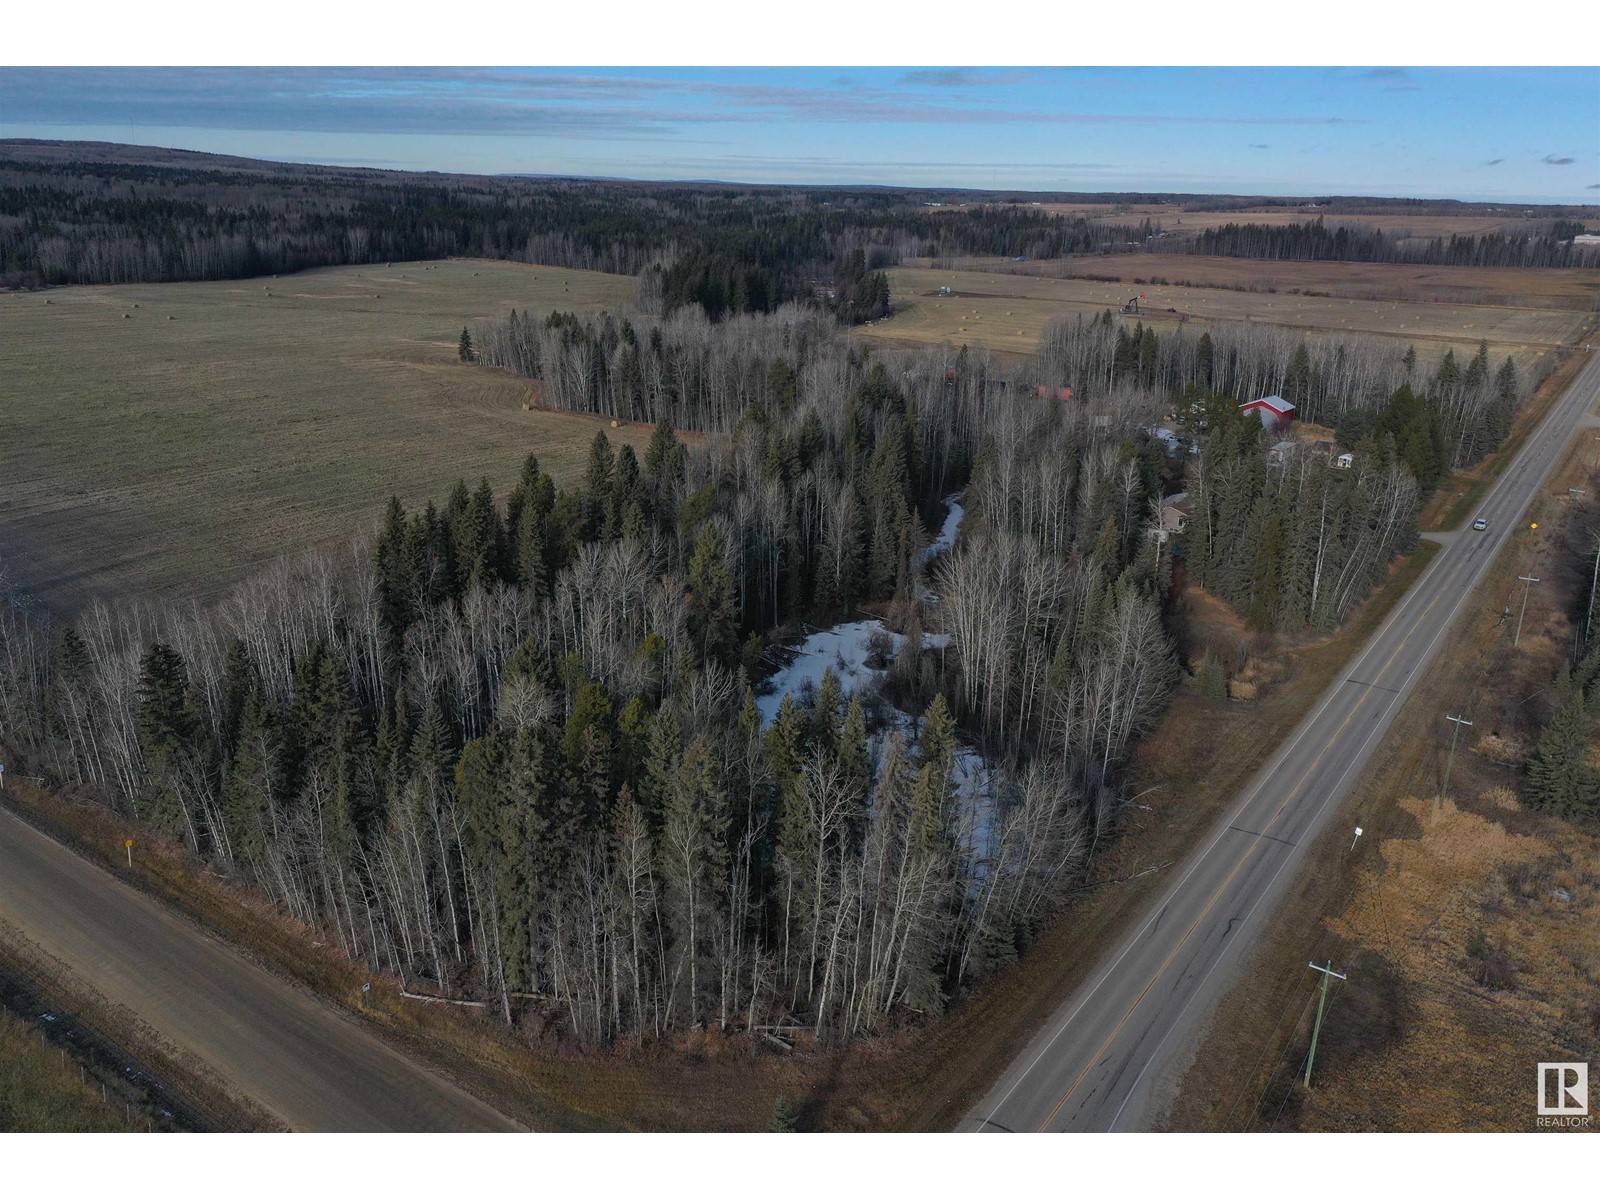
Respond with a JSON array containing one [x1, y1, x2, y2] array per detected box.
[[1525, 693, 1598, 820], [686, 526, 737, 666], [136, 643, 196, 836]]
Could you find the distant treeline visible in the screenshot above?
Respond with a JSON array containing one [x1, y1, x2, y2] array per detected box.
[[1190, 218, 1600, 268], [0, 152, 1136, 319]]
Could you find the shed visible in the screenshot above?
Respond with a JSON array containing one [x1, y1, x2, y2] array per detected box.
[[1267, 439, 1298, 465]]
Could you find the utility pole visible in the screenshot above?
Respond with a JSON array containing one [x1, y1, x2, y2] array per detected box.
[[1440, 714, 1474, 807], [1303, 960, 1347, 1087], [1514, 575, 1541, 647]]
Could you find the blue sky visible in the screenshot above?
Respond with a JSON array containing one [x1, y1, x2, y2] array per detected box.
[[3, 66, 1596, 201]]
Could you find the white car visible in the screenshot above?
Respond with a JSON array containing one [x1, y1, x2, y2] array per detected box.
[[1472, 517, 1489, 531]]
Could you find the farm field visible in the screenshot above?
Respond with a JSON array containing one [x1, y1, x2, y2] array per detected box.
[[0, 259, 643, 614], [856, 265, 1596, 361], [1015, 202, 1586, 238], [909, 254, 1600, 311]]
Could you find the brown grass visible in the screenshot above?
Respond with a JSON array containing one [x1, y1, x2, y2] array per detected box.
[[0, 1004, 137, 1132], [922, 253, 1600, 312], [0, 259, 649, 615], [857, 266, 1593, 364], [1013, 202, 1586, 240], [0, 918, 276, 1131]]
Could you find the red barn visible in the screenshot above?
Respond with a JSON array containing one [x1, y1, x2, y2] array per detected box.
[[1239, 394, 1295, 431]]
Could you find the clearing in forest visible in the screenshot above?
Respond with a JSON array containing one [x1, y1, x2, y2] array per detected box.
[[0, 259, 643, 614]]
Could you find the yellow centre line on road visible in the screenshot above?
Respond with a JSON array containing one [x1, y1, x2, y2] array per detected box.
[[1032, 583, 1447, 1131]]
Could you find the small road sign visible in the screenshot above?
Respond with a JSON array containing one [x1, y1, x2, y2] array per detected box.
[[124, 839, 134, 867]]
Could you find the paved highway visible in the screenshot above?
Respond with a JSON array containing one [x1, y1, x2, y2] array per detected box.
[[968, 347, 1600, 1133], [0, 803, 521, 1131]]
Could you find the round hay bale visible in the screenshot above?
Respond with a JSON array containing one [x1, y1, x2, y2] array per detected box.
[[122, 312, 130, 319]]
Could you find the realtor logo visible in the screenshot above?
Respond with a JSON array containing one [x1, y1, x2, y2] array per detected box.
[[1537, 1063, 1588, 1118]]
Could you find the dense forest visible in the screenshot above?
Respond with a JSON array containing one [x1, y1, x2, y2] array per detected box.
[[5, 144, 1593, 308], [0, 149, 1125, 316], [0, 320, 1190, 1039]]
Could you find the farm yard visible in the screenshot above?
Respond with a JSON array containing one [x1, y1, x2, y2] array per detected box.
[[910, 254, 1600, 312], [856, 265, 1597, 362], [0, 259, 643, 614]]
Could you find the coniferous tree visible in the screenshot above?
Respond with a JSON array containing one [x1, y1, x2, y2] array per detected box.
[[686, 526, 737, 666], [136, 643, 196, 837], [1525, 692, 1599, 820]]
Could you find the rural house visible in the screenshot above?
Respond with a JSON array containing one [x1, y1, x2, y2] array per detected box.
[[1267, 439, 1298, 465], [1240, 394, 1295, 430], [1160, 492, 1196, 533]]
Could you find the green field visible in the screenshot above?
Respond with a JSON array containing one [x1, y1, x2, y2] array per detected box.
[[1, 260, 644, 613]]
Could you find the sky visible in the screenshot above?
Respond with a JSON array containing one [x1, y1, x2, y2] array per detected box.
[[2, 66, 1596, 202]]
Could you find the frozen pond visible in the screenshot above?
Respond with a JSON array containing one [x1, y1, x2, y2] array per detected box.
[[755, 620, 948, 726], [755, 492, 998, 855], [921, 491, 965, 564]]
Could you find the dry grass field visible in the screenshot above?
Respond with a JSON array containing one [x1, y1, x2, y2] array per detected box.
[[914, 254, 1600, 312], [1, 259, 645, 614], [1015, 201, 1583, 239], [856, 265, 1596, 362]]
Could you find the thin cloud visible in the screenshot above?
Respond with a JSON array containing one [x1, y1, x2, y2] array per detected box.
[[898, 68, 1034, 88], [1356, 66, 1420, 92], [1249, 143, 1269, 150], [0, 66, 1365, 139], [1543, 154, 1576, 165], [1485, 158, 1504, 166]]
